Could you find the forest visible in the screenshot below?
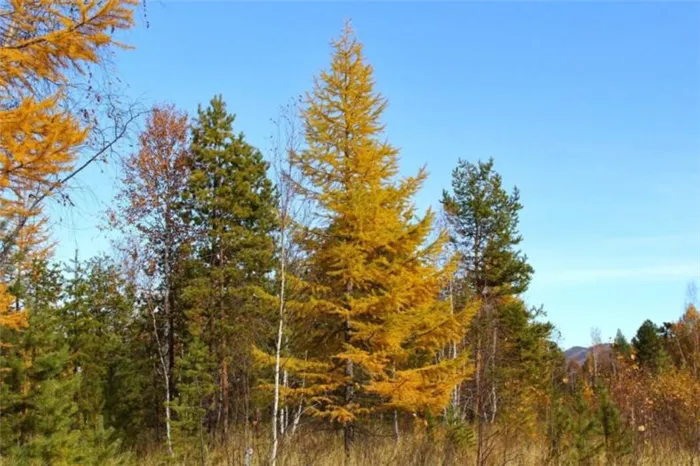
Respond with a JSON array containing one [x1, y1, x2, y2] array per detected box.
[[1, 1, 698, 465]]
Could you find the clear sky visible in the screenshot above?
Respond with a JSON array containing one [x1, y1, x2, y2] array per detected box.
[[48, 1, 700, 348]]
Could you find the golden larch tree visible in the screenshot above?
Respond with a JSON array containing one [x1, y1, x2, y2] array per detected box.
[[0, 0, 136, 328], [288, 23, 471, 456]]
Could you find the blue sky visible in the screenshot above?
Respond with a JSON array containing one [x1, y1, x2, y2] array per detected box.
[[49, 1, 700, 348]]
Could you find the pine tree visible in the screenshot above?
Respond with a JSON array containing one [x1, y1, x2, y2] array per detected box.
[[441, 158, 533, 301], [172, 336, 216, 462], [0, 259, 138, 464], [632, 320, 668, 373], [496, 299, 554, 439], [612, 329, 632, 359], [598, 388, 631, 465], [442, 157, 535, 465], [543, 346, 572, 466], [61, 257, 146, 443], [569, 385, 602, 466], [180, 95, 278, 435], [288, 23, 468, 459], [0, 261, 82, 464]]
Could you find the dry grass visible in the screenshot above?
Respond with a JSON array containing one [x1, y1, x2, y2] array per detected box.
[[0, 429, 700, 466], [131, 425, 699, 466]]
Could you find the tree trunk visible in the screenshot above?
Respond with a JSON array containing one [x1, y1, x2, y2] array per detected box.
[[271, 214, 288, 466], [281, 369, 288, 435], [344, 356, 355, 463], [344, 283, 354, 464], [163, 242, 175, 456], [291, 399, 303, 436], [475, 331, 483, 466], [448, 278, 461, 414], [220, 268, 229, 437], [393, 409, 400, 443], [164, 373, 174, 456], [290, 353, 308, 437], [221, 348, 229, 436], [270, 307, 285, 466], [490, 321, 498, 423], [150, 300, 173, 456]]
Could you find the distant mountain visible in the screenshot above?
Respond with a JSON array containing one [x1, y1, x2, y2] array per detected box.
[[564, 344, 612, 365]]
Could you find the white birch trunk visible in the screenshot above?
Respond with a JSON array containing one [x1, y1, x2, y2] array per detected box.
[[150, 305, 173, 456], [270, 313, 284, 466], [280, 369, 288, 436], [270, 220, 287, 466]]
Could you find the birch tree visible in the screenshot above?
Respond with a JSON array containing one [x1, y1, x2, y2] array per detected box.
[[107, 103, 191, 455]]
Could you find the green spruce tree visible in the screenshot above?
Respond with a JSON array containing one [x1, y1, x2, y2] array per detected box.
[[1, 260, 131, 465], [612, 329, 632, 359], [172, 336, 216, 462], [61, 256, 146, 447], [1, 261, 81, 465]]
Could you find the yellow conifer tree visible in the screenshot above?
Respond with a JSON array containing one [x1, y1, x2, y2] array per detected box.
[[0, 0, 136, 328], [288, 23, 471, 455]]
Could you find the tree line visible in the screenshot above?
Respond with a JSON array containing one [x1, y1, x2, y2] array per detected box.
[[1, 2, 697, 465]]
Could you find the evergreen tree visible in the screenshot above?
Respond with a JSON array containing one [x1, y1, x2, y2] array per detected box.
[[598, 388, 631, 465], [61, 257, 146, 444], [442, 157, 536, 465], [612, 329, 631, 359], [543, 345, 572, 466], [287, 23, 468, 458], [632, 319, 668, 373], [496, 300, 554, 437], [569, 386, 602, 466], [0, 261, 82, 465], [441, 158, 533, 300], [172, 336, 216, 462], [180, 95, 278, 434], [1, 261, 127, 465]]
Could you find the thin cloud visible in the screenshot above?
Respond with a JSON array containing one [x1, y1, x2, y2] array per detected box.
[[599, 233, 699, 247], [527, 232, 699, 257], [537, 263, 700, 285]]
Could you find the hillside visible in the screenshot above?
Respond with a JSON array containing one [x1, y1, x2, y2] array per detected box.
[[564, 344, 612, 365]]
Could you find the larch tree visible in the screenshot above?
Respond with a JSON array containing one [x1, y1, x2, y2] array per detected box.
[[288, 23, 468, 460], [107, 103, 192, 456], [665, 304, 700, 377], [179, 95, 278, 438], [0, 0, 137, 329]]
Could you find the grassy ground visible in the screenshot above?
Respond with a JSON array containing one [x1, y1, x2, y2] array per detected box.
[[130, 427, 699, 466], [4, 422, 688, 466]]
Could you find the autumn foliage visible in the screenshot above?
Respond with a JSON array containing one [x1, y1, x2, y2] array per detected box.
[[283, 25, 469, 435], [0, 10, 697, 466], [0, 0, 136, 330]]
